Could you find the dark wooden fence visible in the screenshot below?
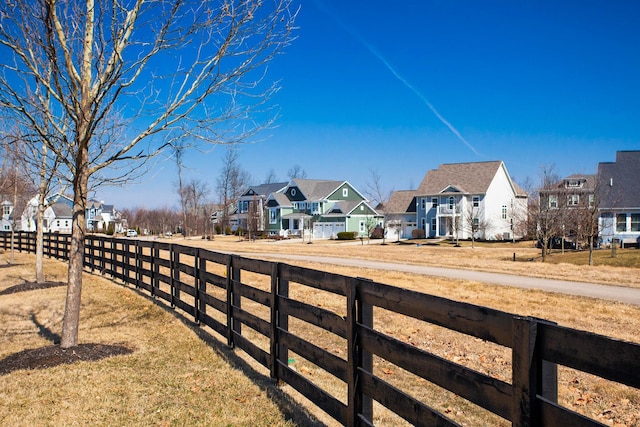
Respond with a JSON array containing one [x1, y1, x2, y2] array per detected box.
[[2, 231, 639, 427]]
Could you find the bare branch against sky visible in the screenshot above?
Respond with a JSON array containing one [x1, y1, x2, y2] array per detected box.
[[0, 0, 297, 347]]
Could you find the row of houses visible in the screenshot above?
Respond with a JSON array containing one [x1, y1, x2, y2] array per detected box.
[[0, 194, 125, 234], [224, 160, 527, 241], [225, 150, 639, 245], [2, 150, 638, 245]]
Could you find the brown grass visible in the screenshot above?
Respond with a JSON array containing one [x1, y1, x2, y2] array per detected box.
[[0, 251, 315, 427], [2, 237, 639, 426]]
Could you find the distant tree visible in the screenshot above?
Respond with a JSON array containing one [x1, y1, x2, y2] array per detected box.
[[287, 164, 307, 180], [363, 168, 392, 209], [264, 168, 279, 184], [532, 165, 563, 262], [216, 146, 251, 233]]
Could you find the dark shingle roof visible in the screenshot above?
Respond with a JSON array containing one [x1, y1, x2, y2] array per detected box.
[[384, 190, 417, 214], [597, 151, 640, 209]]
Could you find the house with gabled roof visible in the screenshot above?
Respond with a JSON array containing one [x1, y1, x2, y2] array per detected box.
[[597, 150, 640, 247], [233, 182, 288, 234], [382, 190, 418, 240], [415, 161, 528, 240], [265, 179, 383, 238]]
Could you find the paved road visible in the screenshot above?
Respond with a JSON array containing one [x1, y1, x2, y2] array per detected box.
[[233, 252, 640, 306]]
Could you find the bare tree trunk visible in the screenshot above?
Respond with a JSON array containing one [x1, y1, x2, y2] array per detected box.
[[61, 163, 88, 348], [35, 198, 45, 283]]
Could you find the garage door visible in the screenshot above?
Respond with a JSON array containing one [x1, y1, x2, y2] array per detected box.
[[313, 222, 345, 239]]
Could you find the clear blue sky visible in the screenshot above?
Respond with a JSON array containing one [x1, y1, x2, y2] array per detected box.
[[100, 0, 640, 209]]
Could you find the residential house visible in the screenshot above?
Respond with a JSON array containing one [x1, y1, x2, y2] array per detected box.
[[1, 200, 13, 231], [415, 161, 528, 240], [597, 150, 640, 247], [234, 182, 287, 234], [538, 174, 597, 248], [265, 179, 383, 238], [21, 194, 74, 233], [382, 190, 418, 240], [21, 194, 124, 234]]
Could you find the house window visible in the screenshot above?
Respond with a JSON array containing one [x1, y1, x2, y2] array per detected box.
[[3, 205, 11, 216], [310, 202, 320, 214], [448, 197, 454, 210], [269, 209, 277, 224], [431, 198, 438, 208], [588, 194, 595, 208], [548, 195, 558, 209], [421, 198, 426, 210], [501, 205, 507, 220], [3, 225, 10, 231], [631, 214, 640, 232], [65, 220, 69, 227], [56, 220, 61, 227], [567, 195, 579, 206], [616, 214, 627, 232], [431, 218, 436, 231], [290, 188, 296, 196], [343, 188, 348, 197], [359, 220, 365, 233], [472, 196, 479, 207], [360, 205, 364, 211], [473, 218, 479, 227]]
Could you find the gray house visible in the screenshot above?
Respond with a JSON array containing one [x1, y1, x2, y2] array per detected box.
[[597, 150, 640, 247]]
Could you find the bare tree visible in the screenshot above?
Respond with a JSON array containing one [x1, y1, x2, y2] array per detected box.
[[264, 168, 278, 184], [216, 146, 251, 234], [363, 168, 392, 209], [462, 203, 491, 248], [0, 0, 296, 348], [287, 164, 307, 180], [532, 165, 563, 262]]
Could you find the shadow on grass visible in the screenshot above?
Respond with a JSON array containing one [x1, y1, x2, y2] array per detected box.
[[134, 287, 329, 427], [0, 280, 66, 295]]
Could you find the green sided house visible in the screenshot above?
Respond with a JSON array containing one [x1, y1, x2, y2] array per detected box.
[[265, 179, 383, 239]]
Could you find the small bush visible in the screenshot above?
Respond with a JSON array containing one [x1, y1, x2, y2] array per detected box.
[[411, 229, 425, 239], [336, 231, 357, 240]]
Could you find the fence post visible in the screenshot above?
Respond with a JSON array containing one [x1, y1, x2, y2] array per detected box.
[[270, 262, 288, 382], [151, 242, 158, 298], [135, 241, 142, 289], [196, 250, 206, 325], [226, 255, 241, 348], [193, 248, 200, 325], [171, 245, 178, 308], [512, 316, 548, 427], [348, 278, 373, 426]]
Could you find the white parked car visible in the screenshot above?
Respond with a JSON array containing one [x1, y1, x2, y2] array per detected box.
[[126, 229, 138, 237]]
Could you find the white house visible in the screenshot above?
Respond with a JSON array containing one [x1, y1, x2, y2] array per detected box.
[[415, 161, 528, 240], [382, 190, 418, 240], [21, 194, 74, 234]]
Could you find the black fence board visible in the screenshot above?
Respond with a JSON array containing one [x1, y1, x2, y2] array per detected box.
[[360, 325, 512, 420], [360, 280, 513, 347], [233, 307, 270, 337], [234, 332, 270, 369], [280, 329, 347, 381], [538, 323, 640, 388], [280, 297, 347, 338], [280, 263, 349, 296], [360, 371, 462, 427], [278, 362, 347, 424]]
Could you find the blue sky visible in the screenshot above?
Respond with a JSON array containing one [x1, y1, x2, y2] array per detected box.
[[100, 0, 640, 209]]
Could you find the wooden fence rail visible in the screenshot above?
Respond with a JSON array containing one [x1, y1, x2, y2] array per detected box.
[[2, 231, 639, 427]]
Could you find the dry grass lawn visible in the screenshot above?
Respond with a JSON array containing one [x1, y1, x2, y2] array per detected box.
[[0, 250, 316, 427], [1, 237, 639, 426]]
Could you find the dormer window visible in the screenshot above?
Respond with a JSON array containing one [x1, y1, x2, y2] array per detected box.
[[290, 188, 297, 196], [566, 180, 582, 188], [343, 188, 348, 197]]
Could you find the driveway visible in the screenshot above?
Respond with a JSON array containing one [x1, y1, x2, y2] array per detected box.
[[234, 252, 640, 306]]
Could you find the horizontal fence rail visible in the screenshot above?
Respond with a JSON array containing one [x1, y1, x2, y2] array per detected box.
[[2, 231, 639, 427]]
